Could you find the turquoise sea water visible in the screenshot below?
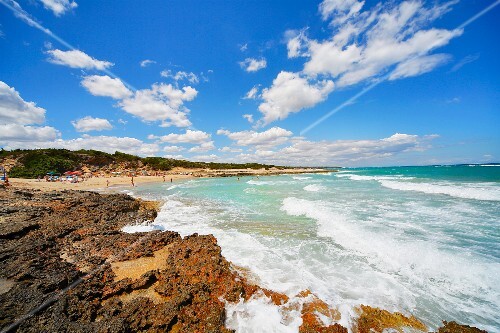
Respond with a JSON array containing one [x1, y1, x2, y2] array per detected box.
[[123, 165, 500, 332]]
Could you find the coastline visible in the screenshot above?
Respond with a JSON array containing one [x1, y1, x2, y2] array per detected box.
[[6, 167, 332, 192], [0, 187, 487, 332]]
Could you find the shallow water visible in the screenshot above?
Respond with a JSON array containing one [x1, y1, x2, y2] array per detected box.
[[124, 165, 500, 332]]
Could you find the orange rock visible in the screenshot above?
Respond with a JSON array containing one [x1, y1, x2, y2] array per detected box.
[[356, 305, 427, 333]]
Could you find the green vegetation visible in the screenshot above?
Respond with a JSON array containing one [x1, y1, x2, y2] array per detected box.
[[0, 149, 280, 179]]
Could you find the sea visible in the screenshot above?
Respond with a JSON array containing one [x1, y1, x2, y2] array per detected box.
[[120, 165, 500, 333]]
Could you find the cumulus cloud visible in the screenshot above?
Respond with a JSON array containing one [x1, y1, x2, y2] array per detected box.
[[258, 71, 334, 124], [47, 49, 113, 70], [319, 0, 364, 23], [161, 70, 200, 84], [0, 124, 59, 142], [242, 114, 254, 123], [140, 59, 156, 67], [239, 58, 267, 72], [71, 116, 113, 132], [3, 134, 159, 156], [119, 83, 197, 126], [217, 126, 293, 147], [257, 0, 461, 124], [0, 81, 46, 125], [219, 146, 243, 153], [163, 145, 185, 153], [159, 130, 211, 144], [225, 133, 438, 166], [39, 0, 77, 16], [80, 76, 197, 127], [81, 75, 132, 99], [304, 0, 461, 85], [192, 154, 219, 162], [244, 86, 259, 100], [188, 141, 215, 153]]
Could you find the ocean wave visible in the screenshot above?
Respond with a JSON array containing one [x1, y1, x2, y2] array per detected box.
[[379, 180, 500, 201], [335, 174, 414, 181], [303, 184, 326, 192], [292, 176, 312, 180]]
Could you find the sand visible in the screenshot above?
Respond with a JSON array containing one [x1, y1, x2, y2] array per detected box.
[[7, 174, 193, 192], [5, 167, 331, 192]]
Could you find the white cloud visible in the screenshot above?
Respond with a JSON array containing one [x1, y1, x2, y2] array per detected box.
[[286, 30, 309, 58], [255, 0, 461, 124], [118, 118, 127, 125], [192, 154, 219, 162], [0, 124, 59, 142], [47, 49, 113, 70], [258, 71, 334, 124], [161, 70, 200, 84], [304, 1, 461, 86], [217, 126, 293, 147], [163, 154, 186, 160], [81, 75, 132, 99], [163, 145, 185, 153], [71, 116, 113, 132], [319, 0, 364, 23], [160, 129, 210, 144], [244, 86, 259, 99], [219, 146, 243, 153], [3, 134, 159, 156], [242, 114, 254, 123], [0, 81, 46, 125], [39, 0, 77, 16], [224, 133, 438, 167], [239, 58, 267, 72], [188, 141, 215, 153], [389, 54, 450, 80], [119, 83, 197, 126], [140, 59, 156, 67]]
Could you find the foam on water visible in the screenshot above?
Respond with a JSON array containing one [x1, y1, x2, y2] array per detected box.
[[293, 176, 312, 180], [122, 166, 500, 332], [225, 292, 303, 332], [379, 180, 500, 201], [303, 184, 325, 192]]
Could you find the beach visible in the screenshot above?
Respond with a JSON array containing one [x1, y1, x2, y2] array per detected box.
[[6, 167, 330, 192]]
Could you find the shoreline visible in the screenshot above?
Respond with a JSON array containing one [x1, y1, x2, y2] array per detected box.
[[0, 188, 487, 332], [6, 167, 332, 192]]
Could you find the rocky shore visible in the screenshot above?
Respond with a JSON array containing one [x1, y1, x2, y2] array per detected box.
[[0, 188, 487, 332]]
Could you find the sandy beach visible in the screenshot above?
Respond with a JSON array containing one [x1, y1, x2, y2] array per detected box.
[[7, 174, 193, 192], [6, 167, 331, 192]]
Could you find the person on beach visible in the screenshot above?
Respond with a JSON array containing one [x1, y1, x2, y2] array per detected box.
[[170, 178, 173, 183], [106, 180, 109, 187], [131, 176, 135, 187], [163, 175, 165, 182]]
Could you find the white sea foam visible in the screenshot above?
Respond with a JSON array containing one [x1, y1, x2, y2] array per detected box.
[[225, 292, 303, 332], [280, 196, 500, 330], [292, 176, 312, 180], [303, 184, 326, 192], [336, 174, 414, 181], [379, 180, 500, 201], [122, 177, 500, 332], [121, 222, 162, 233]]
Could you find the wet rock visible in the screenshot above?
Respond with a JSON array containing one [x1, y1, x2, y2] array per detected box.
[[435, 321, 488, 333], [356, 305, 427, 333]]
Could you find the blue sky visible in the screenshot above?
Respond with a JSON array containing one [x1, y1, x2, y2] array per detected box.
[[0, 0, 498, 166]]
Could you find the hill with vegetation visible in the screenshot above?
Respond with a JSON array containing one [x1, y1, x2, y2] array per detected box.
[[0, 149, 281, 179]]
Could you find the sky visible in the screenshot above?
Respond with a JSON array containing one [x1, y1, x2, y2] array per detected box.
[[0, 0, 499, 167]]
